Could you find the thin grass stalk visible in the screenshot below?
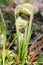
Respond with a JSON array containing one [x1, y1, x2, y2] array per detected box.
[[0, 10, 6, 65], [16, 29, 21, 58], [8, 33, 17, 49], [27, 15, 33, 43], [3, 25, 6, 65]]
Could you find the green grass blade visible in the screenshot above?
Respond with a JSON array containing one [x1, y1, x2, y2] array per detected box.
[[17, 30, 21, 58], [8, 33, 17, 49], [0, 10, 6, 65]]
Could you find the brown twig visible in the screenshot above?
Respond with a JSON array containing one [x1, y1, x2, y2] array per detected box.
[[29, 35, 43, 51], [30, 40, 43, 64]]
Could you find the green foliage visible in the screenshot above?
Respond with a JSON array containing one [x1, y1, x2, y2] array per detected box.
[[0, 0, 8, 6], [0, 0, 4, 5], [36, 55, 43, 65]]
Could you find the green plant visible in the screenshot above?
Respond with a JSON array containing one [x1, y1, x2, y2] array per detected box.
[[15, 3, 34, 65], [0, 0, 9, 6], [0, 3, 34, 65], [36, 55, 43, 65], [0, 10, 6, 65]]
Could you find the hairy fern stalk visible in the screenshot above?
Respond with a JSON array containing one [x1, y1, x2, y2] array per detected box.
[[15, 3, 34, 65]]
